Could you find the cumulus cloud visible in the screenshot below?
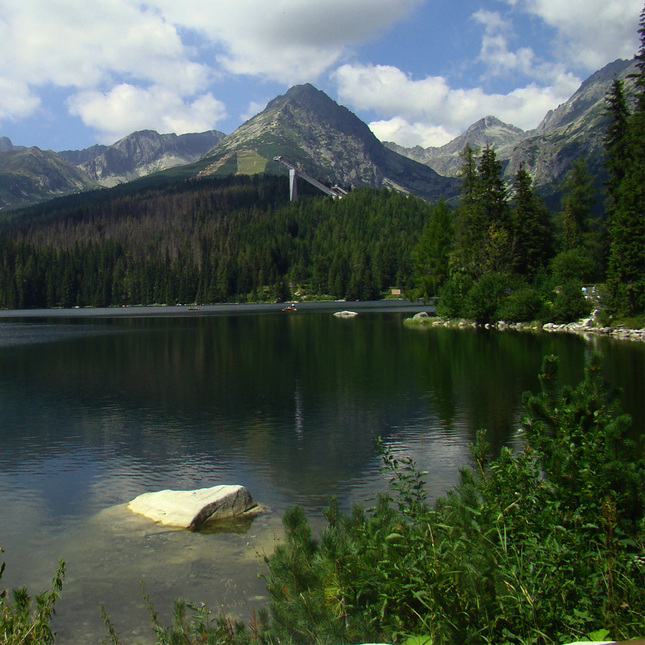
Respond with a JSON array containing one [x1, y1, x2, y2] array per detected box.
[[0, 0, 424, 141], [147, 0, 424, 83], [0, 0, 209, 90], [508, 0, 642, 70], [68, 85, 227, 143], [0, 0, 219, 139], [334, 63, 580, 147], [473, 9, 537, 78], [0, 0, 640, 149], [333, 0, 638, 148], [368, 117, 454, 148], [0, 78, 40, 121]]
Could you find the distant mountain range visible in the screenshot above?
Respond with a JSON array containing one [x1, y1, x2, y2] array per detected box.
[[0, 130, 225, 209], [0, 57, 636, 210], [386, 58, 637, 202], [58, 129, 225, 186], [195, 83, 460, 201]]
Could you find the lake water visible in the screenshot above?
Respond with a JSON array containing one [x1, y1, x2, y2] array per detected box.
[[0, 302, 643, 644]]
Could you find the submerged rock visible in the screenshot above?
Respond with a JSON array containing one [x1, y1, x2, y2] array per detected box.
[[128, 484, 263, 529]]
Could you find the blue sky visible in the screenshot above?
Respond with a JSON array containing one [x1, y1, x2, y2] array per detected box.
[[0, 0, 641, 152]]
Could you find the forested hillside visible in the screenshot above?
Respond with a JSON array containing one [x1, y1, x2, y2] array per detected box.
[[1, 13, 643, 322], [409, 15, 645, 325], [0, 175, 429, 309]]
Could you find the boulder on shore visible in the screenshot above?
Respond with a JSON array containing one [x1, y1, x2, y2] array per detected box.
[[128, 484, 263, 529]]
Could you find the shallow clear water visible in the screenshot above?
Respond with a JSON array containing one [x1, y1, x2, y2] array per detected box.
[[0, 303, 642, 644]]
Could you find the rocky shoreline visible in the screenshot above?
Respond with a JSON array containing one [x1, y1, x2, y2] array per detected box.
[[405, 311, 645, 342]]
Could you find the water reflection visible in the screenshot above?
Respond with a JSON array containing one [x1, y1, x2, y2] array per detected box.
[[0, 310, 642, 644]]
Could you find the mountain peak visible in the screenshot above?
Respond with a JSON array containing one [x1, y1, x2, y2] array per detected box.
[[270, 83, 332, 107], [201, 83, 459, 200], [0, 136, 15, 152], [468, 115, 524, 134], [262, 83, 372, 141], [533, 58, 635, 135]]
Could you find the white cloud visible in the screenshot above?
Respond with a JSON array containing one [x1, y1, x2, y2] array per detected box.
[[1, 0, 639, 150], [0, 0, 424, 141], [335, 63, 581, 146], [147, 0, 424, 83], [473, 10, 537, 77], [68, 85, 227, 143], [0, 0, 209, 91], [0, 78, 40, 121], [333, 0, 632, 149], [368, 117, 454, 148], [511, 0, 642, 70]]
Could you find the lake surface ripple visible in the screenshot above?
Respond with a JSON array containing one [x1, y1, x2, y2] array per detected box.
[[0, 303, 642, 644]]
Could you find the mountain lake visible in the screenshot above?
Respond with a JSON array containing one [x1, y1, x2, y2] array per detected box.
[[0, 301, 643, 644]]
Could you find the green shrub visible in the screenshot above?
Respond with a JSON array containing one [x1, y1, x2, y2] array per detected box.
[[463, 272, 513, 324], [549, 280, 593, 323], [436, 273, 473, 318], [263, 354, 645, 644], [0, 554, 65, 645], [550, 248, 599, 284], [497, 286, 543, 322]]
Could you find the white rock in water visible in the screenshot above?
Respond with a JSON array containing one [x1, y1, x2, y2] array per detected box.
[[128, 484, 261, 529], [333, 310, 358, 317]]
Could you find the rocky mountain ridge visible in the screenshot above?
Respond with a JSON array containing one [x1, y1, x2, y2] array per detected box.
[[0, 129, 225, 209], [386, 116, 527, 177], [58, 129, 225, 186], [0, 136, 24, 152], [0, 57, 636, 210], [0, 146, 94, 208], [386, 58, 636, 198], [198, 83, 460, 201]]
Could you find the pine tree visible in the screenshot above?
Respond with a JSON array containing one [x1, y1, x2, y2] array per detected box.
[[477, 144, 508, 227], [603, 78, 631, 207], [452, 144, 512, 277], [451, 144, 482, 277], [411, 198, 453, 299], [476, 145, 513, 274], [560, 157, 595, 252], [511, 165, 554, 277], [606, 6, 645, 316]]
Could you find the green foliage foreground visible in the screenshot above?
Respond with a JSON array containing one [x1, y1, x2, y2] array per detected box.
[[1, 355, 644, 644], [0, 555, 64, 645], [264, 353, 644, 644]]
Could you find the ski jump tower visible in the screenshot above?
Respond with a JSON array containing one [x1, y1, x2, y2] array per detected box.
[[273, 156, 347, 201]]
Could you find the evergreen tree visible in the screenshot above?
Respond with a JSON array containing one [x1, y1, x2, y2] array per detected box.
[[477, 144, 508, 228], [452, 144, 513, 277], [603, 78, 631, 208], [606, 7, 645, 316], [511, 165, 554, 277], [451, 144, 481, 277], [411, 198, 453, 299], [560, 157, 595, 252]]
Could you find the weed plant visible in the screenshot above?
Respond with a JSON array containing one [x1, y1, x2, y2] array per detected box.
[[0, 553, 64, 645]]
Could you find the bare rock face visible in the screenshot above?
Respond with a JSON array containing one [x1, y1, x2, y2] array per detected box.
[[128, 484, 262, 529]]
